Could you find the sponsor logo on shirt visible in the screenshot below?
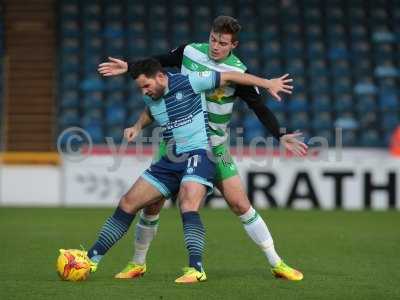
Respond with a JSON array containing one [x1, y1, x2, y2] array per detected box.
[[165, 114, 193, 130], [198, 71, 212, 77]]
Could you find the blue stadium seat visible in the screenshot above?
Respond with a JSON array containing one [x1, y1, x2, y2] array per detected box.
[[81, 108, 103, 127], [82, 92, 103, 109], [313, 129, 334, 146], [106, 104, 126, 126], [263, 60, 283, 78], [328, 42, 349, 61], [379, 92, 399, 111], [381, 112, 399, 131], [332, 78, 352, 95], [60, 90, 79, 108], [309, 59, 329, 78], [358, 111, 378, 129], [60, 73, 79, 89], [288, 96, 308, 112], [127, 21, 146, 39], [360, 130, 381, 147], [310, 76, 330, 94], [334, 113, 359, 131], [82, 3, 101, 20], [126, 110, 143, 127], [104, 3, 123, 20], [334, 94, 353, 112], [104, 37, 125, 57], [60, 20, 79, 37], [80, 76, 103, 93], [127, 37, 147, 56], [287, 58, 305, 77], [104, 76, 126, 92], [126, 2, 146, 19], [215, 4, 234, 16], [355, 95, 377, 113], [106, 126, 124, 143], [83, 124, 104, 144], [243, 116, 266, 144], [289, 112, 309, 130], [341, 130, 358, 146], [311, 94, 331, 112], [267, 100, 285, 113], [59, 109, 80, 127], [312, 112, 332, 130], [374, 62, 399, 78]]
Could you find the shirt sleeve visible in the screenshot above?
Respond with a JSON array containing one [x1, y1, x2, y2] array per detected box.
[[188, 71, 221, 94], [234, 83, 285, 140]]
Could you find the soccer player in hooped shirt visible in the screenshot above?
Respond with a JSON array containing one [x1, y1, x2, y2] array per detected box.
[[87, 58, 295, 284], [98, 16, 306, 281]]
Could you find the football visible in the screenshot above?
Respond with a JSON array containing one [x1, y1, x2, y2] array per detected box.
[[56, 249, 91, 282]]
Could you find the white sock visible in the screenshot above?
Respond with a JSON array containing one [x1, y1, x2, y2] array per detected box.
[[239, 207, 282, 267], [132, 211, 159, 265]]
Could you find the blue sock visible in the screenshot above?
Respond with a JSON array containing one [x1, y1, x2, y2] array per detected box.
[[88, 207, 135, 262], [181, 211, 205, 272]]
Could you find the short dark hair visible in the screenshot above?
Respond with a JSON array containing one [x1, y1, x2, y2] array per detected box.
[[129, 58, 163, 79], [211, 15, 241, 42]]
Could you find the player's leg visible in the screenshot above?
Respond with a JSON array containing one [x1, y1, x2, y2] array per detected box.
[[114, 199, 166, 279], [132, 199, 165, 265], [175, 150, 215, 283], [116, 141, 169, 278], [175, 181, 208, 283], [216, 176, 281, 265], [214, 144, 303, 280], [87, 177, 164, 270]]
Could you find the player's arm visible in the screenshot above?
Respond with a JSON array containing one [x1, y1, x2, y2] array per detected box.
[[98, 45, 187, 76], [124, 107, 154, 142], [220, 72, 293, 101], [234, 84, 308, 156]]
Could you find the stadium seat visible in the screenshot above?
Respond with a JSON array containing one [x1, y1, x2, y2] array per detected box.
[[243, 115, 266, 144], [59, 109, 80, 127], [312, 112, 332, 130], [60, 90, 79, 108], [379, 92, 399, 111], [355, 95, 377, 113], [81, 109, 103, 127], [310, 94, 331, 112], [106, 104, 126, 126], [360, 129, 381, 147], [84, 124, 104, 144], [287, 96, 308, 112], [289, 112, 309, 131], [106, 126, 124, 143], [381, 112, 399, 131]]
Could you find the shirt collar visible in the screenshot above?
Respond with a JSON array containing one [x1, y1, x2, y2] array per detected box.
[[163, 73, 171, 96]]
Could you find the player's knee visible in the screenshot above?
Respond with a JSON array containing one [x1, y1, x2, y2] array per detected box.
[[178, 186, 197, 212], [228, 196, 251, 215], [119, 194, 139, 214], [143, 200, 163, 215], [180, 200, 199, 212]]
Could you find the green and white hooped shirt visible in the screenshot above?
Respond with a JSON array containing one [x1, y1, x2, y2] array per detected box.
[[180, 43, 247, 147]]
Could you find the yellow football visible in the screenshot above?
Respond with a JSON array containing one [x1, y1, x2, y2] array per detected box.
[[56, 249, 91, 282]]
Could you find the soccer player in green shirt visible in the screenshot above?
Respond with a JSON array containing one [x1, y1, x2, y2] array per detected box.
[[98, 16, 306, 281]]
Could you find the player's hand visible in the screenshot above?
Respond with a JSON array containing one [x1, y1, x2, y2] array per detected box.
[[124, 125, 141, 142], [280, 132, 308, 157], [265, 74, 293, 101], [98, 57, 128, 76]]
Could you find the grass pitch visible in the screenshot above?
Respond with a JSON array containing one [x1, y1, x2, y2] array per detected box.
[[0, 208, 399, 300]]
